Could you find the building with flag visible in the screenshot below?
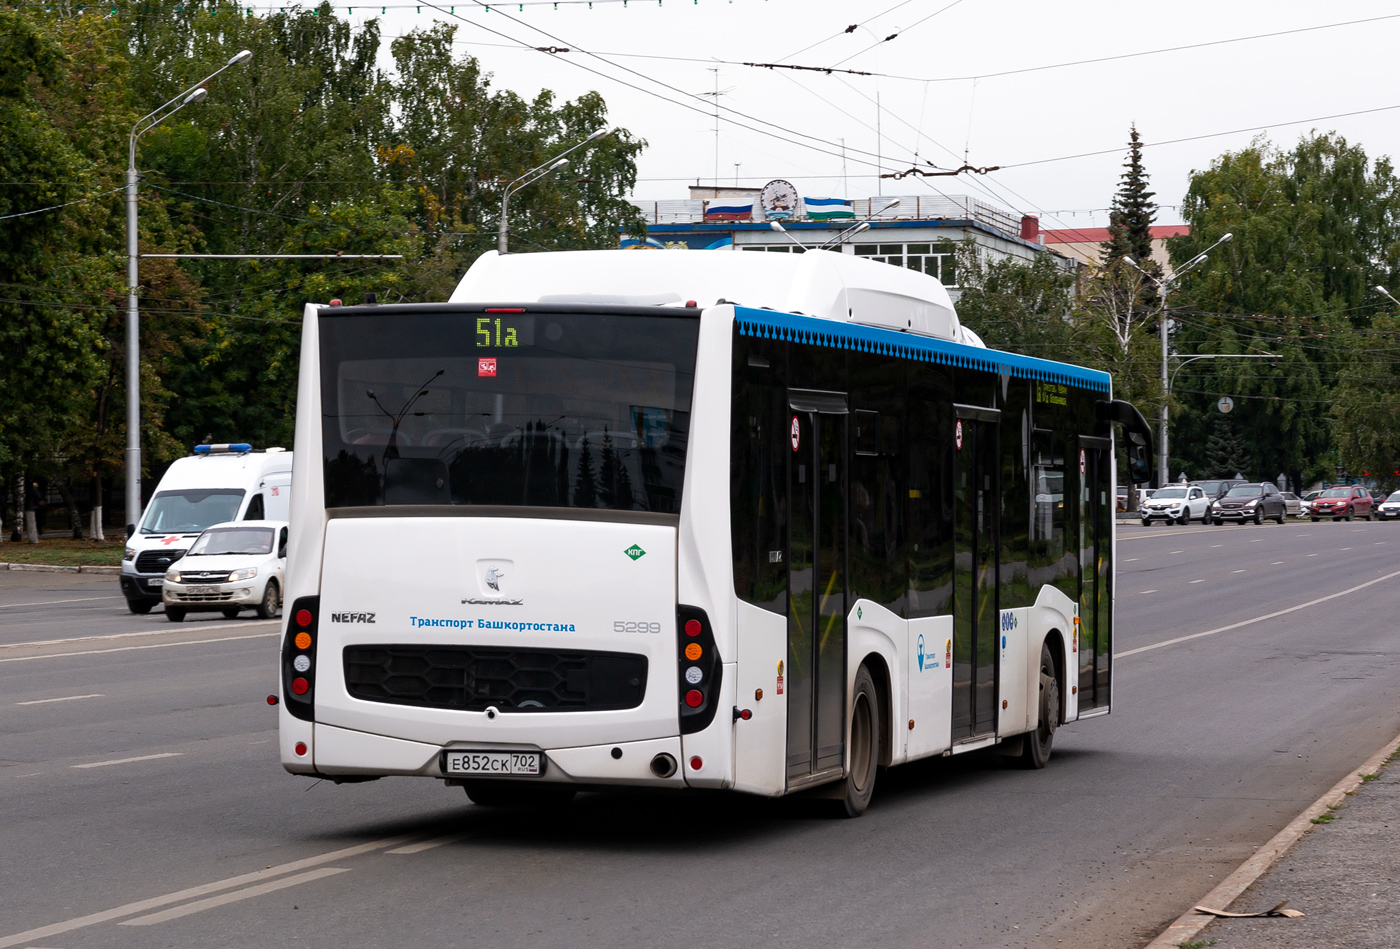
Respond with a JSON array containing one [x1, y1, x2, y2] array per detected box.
[[625, 183, 1071, 300]]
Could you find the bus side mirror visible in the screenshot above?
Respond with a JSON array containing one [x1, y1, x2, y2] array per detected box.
[[1096, 399, 1155, 485]]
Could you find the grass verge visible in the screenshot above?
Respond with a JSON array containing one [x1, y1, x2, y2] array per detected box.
[[0, 539, 124, 567]]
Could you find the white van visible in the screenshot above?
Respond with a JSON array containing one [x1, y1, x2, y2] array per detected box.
[[119, 444, 293, 614]]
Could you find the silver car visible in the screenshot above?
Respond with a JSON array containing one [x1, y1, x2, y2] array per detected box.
[[1377, 491, 1400, 520]]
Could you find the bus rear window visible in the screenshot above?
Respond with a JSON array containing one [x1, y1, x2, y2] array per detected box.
[[319, 310, 700, 514]]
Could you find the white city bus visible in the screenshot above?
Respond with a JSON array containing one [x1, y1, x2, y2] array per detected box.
[[279, 248, 1153, 815]]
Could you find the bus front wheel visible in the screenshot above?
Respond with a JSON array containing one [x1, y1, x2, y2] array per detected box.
[[838, 664, 881, 818], [1021, 643, 1060, 769]]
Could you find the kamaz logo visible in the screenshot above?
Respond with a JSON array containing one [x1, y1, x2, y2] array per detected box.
[[331, 612, 376, 624]]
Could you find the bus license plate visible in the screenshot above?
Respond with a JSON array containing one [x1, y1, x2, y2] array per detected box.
[[442, 750, 543, 777]]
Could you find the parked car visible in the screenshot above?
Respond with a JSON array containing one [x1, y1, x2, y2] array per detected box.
[[1278, 491, 1303, 517], [1309, 485, 1374, 521], [162, 520, 287, 622], [1377, 491, 1400, 519], [1299, 490, 1322, 516], [1210, 483, 1288, 524], [1141, 484, 1211, 525]]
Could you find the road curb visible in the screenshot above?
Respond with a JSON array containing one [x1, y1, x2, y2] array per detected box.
[[0, 562, 121, 574], [1145, 728, 1400, 949]]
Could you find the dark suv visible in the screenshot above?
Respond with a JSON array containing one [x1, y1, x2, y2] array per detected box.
[[1192, 479, 1247, 504], [1209, 482, 1287, 524], [1310, 485, 1374, 521]]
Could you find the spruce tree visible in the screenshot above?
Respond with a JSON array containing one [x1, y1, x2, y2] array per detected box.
[[1203, 416, 1249, 479], [1101, 124, 1159, 270]]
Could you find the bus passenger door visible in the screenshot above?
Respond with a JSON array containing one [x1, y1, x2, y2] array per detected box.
[[952, 406, 1000, 741], [786, 391, 848, 784], [1077, 437, 1112, 712]]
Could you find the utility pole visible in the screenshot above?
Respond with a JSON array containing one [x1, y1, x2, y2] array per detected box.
[[711, 68, 719, 187], [1124, 231, 1234, 487]]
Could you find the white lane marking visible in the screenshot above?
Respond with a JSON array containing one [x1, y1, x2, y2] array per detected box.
[[1124, 558, 1139, 562], [120, 868, 350, 926], [1189, 579, 1206, 584], [0, 836, 413, 948], [0, 594, 123, 609], [0, 632, 277, 664], [1271, 561, 1285, 566], [387, 834, 466, 854], [1170, 550, 1183, 554], [1341, 547, 1352, 551], [1140, 590, 1158, 594], [1376, 542, 1388, 546], [1118, 566, 1400, 659], [15, 693, 104, 706], [1250, 539, 1262, 543], [72, 753, 183, 770], [1232, 570, 1246, 574], [1211, 544, 1223, 548], [0, 621, 278, 651]]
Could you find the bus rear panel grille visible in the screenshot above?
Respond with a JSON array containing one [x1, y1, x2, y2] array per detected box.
[[343, 645, 647, 712]]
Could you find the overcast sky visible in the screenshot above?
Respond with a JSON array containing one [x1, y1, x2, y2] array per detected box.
[[331, 0, 1400, 233]]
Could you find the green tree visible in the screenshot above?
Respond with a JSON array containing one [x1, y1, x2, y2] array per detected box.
[[1202, 414, 1248, 478], [1101, 124, 1158, 274], [1168, 132, 1400, 489], [948, 239, 1082, 360], [1331, 315, 1400, 493]]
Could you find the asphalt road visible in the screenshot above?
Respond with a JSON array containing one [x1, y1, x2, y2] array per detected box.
[[2, 519, 1399, 948]]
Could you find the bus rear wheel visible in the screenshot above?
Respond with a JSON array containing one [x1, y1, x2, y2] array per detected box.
[[837, 664, 880, 818], [463, 780, 577, 808], [1020, 643, 1060, 769]]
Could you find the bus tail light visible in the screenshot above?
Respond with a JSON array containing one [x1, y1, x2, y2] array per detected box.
[[676, 605, 721, 734], [282, 596, 319, 722]]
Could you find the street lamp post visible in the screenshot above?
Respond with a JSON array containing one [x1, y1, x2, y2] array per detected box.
[[1124, 231, 1232, 486], [497, 128, 612, 256], [125, 49, 252, 536]]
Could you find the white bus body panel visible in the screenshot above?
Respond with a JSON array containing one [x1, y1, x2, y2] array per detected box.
[[451, 249, 972, 346], [848, 599, 904, 765], [905, 614, 954, 761], [676, 305, 739, 789], [312, 516, 679, 754], [733, 601, 787, 796], [999, 608, 1030, 737], [1032, 585, 1078, 724]]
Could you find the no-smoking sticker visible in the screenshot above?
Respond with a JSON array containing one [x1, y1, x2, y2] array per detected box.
[[1079, 448, 1086, 475], [791, 416, 801, 451], [954, 418, 963, 450], [478, 357, 497, 377]]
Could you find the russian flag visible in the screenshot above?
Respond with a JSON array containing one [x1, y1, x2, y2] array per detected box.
[[804, 196, 854, 221], [704, 200, 753, 222]]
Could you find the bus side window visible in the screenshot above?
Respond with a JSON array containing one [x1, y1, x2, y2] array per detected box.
[[244, 493, 265, 520], [730, 335, 787, 612], [907, 365, 954, 618], [849, 361, 906, 615]]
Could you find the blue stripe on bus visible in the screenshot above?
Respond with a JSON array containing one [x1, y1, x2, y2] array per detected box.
[[733, 307, 1112, 392]]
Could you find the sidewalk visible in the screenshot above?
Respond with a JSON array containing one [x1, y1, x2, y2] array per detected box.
[[1181, 746, 1400, 948]]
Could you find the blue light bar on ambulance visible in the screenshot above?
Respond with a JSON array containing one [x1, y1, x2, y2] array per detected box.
[[194, 443, 253, 454]]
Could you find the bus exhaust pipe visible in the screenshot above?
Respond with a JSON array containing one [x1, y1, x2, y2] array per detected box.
[[649, 753, 678, 779]]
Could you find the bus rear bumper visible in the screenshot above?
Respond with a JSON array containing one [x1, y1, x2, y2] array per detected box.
[[293, 722, 689, 788]]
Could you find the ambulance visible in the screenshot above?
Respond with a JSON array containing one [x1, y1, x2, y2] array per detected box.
[[119, 444, 293, 614]]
